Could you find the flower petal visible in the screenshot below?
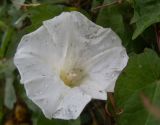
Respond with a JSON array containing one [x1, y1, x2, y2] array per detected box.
[[43, 12, 126, 72], [24, 76, 70, 119], [79, 77, 107, 100], [52, 87, 91, 120], [14, 11, 128, 120], [14, 48, 71, 119], [85, 47, 128, 92], [43, 12, 75, 69], [14, 52, 54, 83], [42, 11, 128, 94], [16, 26, 64, 73]]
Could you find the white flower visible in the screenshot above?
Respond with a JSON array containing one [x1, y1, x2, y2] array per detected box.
[[14, 11, 128, 120]]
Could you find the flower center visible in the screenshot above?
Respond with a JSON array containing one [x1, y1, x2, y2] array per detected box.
[[60, 69, 83, 88]]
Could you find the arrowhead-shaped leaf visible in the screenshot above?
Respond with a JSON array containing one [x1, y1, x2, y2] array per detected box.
[[131, 0, 160, 39], [115, 49, 160, 125]]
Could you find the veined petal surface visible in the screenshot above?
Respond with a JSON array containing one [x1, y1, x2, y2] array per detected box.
[[14, 11, 128, 120]]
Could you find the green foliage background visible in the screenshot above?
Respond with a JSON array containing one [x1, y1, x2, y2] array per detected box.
[[0, 0, 160, 125]]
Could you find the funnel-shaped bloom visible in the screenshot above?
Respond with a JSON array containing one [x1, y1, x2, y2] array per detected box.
[[14, 11, 128, 120]]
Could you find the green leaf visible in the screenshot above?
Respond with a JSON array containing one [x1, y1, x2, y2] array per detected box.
[[96, 0, 104, 2], [37, 116, 68, 125], [0, 59, 16, 109], [4, 74, 16, 109], [96, 1, 137, 53], [0, 85, 3, 122], [132, 0, 160, 39], [0, 59, 15, 75], [26, 4, 64, 32], [5, 29, 26, 58], [40, 0, 66, 4], [0, 27, 13, 58], [0, 20, 7, 31], [35, 114, 80, 125], [96, 0, 125, 40], [92, 0, 104, 8], [115, 49, 160, 125]]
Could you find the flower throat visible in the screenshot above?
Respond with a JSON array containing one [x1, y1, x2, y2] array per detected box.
[[60, 69, 84, 88]]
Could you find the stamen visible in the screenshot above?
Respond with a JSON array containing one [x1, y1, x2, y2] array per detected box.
[[60, 69, 84, 88]]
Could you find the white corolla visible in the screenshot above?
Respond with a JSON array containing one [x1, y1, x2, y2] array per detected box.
[[14, 11, 128, 120]]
